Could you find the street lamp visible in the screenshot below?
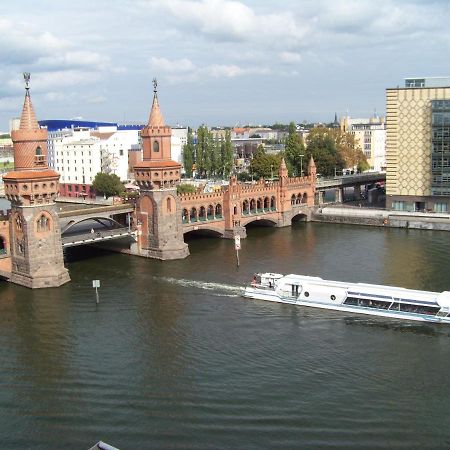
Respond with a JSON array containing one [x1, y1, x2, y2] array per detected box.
[[300, 154, 304, 177]]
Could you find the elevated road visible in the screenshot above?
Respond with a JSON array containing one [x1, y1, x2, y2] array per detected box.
[[316, 172, 385, 189]]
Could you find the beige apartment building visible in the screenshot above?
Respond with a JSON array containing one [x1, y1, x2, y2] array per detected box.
[[340, 115, 386, 172], [386, 77, 450, 212]]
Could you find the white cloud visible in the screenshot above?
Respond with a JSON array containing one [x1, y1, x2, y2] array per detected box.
[[150, 56, 271, 83], [36, 51, 110, 71], [160, 0, 309, 48], [279, 52, 302, 64], [150, 57, 196, 73]]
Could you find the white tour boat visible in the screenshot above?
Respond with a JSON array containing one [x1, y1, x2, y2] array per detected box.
[[243, 273, 450, 324]]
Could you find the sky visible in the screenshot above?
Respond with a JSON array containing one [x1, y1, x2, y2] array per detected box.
[[0, 0, 449, 131]]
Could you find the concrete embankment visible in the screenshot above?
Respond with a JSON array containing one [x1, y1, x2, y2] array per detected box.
[[313, 206, 450, 231]]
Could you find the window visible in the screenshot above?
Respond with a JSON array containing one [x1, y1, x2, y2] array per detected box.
[[153, 141, 160, 152], [434, 202, 448, 213], [392, 201, 407, 211]]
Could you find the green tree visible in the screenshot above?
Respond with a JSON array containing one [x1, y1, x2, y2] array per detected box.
[[182, 128, 195, 178], [92, 173, 125, 198], [306, 128, 344, 177], [249, 145, 282, 179], [222, 130, 234, 178], [177, 183, 197, 194], [284, 121, 306, 176], [211, 136, 221, 178]]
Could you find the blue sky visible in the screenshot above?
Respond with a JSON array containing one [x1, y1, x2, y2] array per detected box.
[[0, 0, 449, 131]]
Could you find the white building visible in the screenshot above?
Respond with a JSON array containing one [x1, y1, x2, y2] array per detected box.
[[341, 115, 386, 172], [47, 125, 140, 198], [171, 127, 188, 164]]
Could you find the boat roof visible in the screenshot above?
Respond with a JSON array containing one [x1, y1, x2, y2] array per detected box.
[[278, 274, 441, 303]]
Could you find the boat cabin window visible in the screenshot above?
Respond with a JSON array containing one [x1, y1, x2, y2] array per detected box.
[[290, 285, 299, 297], [344, 296, 440, 315]]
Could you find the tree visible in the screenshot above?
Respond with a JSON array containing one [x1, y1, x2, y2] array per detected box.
[[305, 127, 344, 177], [182, 128, 195, 178], [249, 145, 282, 180], [92, 172, 125, 198], [222, 130, 234, 178], [284, 121, 306, 176], [332, 128, 367, 170], [177, 183, 197, 194], [195, 125, 208, 177]]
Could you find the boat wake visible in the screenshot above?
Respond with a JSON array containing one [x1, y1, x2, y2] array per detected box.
[[158, 276, 242, 298]]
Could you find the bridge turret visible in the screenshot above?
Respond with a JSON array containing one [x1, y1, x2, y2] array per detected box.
[[2, 73, 69, 288]]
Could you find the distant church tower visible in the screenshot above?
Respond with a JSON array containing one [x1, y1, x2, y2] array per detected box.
[[3, 74, 70, 288], [134, 79, 189, 260]]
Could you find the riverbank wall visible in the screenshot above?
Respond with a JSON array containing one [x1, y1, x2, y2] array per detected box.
[[313, 206, 450, 231]]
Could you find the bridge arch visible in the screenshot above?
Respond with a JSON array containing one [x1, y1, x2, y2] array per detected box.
[[61, 216, 125, 235], [184, 227, 224, 238], [244, 217, 278, 228], [291, 212, 308, 223]]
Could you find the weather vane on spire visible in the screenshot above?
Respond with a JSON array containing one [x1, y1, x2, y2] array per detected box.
[[23, 72, 31, 90], [152, 78, 158, 95]]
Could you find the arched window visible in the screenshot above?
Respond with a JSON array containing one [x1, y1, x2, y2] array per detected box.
[[166, 197, 172, 212], [182, 208, 189, 223], [15, 214, 23, 231], [271, 196, 276, 210], [153, 141, 160, 152], [264, 197, 270, 209], [37, 213, 51, 232], [296, 194, 301, 204], [35, 146, 42, 155], [291, 194, 296, 205], [215, 204, 222, 217], [242, 199, 249, 214], [190, 207, 197, 222], [0, 236, 6, 255], [199, 206, 206, 221], [302, 193, 308, 203], [207, 204, 214, 219]]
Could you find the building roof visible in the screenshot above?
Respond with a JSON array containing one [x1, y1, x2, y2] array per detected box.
[[134, 160, 181, 169], [3, 169, 59, 180]]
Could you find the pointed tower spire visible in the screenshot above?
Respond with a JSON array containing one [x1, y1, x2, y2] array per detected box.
[[19, 73, 39, 130], [148, 78, 165, 127], [279, 157, 288, 179], [308, 155, 317, 178]]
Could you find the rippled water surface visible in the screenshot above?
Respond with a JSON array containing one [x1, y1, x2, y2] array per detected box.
[[1, 223, 450, 449]]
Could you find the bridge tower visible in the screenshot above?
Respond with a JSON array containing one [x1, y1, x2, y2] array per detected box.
[[133, 79, 189, 260], [3, 74, 69, 288]]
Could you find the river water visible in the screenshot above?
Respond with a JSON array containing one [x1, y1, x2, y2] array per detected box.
[[1, 222, 450, 449]]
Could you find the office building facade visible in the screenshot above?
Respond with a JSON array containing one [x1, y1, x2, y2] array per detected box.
[[386, 77, 450, 212]]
